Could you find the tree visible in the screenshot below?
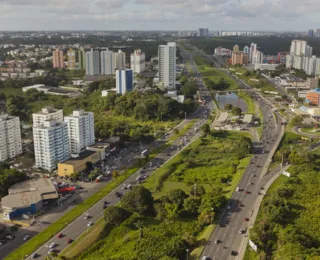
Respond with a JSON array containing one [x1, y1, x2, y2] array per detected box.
[[224, 104, 233, 110], [88, 168, 100, 182], [181, 81, 197, 99], [69, 172, 79, 184], [166, 189, 189, 209], [201, 123, 210, 133], [104, 206, 130, 226], [183, 197, 201, 216], [121, 186, 154, 215], [111, 170, 119, 179], [291, 116, 303, 127], [199, 187, 227, 213], [231, 107, 242, 116]]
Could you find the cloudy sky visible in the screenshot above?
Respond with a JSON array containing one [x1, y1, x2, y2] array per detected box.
[[0, 0, 319, 31]]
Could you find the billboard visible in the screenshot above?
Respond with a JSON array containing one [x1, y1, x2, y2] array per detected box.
[[249, 239, 258, 252], [282, 171, 291, 177]]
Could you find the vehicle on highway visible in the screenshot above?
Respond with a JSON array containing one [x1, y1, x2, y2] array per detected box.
[[245, 191, 250, 194], [103, 204, 107, 209], [48, 249, 54, 255], [87, 221, 93, 227], [31, 253, 38, 259], [49, 242, 55, 248], [236, 186, 240, 192], [202, 256, 211, 260], [6, 234, 14, 240], [115, 191, 122, 198], [66, 238, 73, 244], [57, 233, 63, 238], [141, 149, 148, 157], [239, 229, 245, 234], [214, 239, 220, 244], [231, 250, 238, 256], [227, 205, 231, 210], [244, 217, 249, 222], [23, 235, 30, 241]]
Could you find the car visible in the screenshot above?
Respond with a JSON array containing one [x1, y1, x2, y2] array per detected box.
[[87, 222, 93, 227], [239, 229, 245, 234], [214, 239, 220, 244], [103, 204, 107, 209], [236, 187, 240, 192], [84, 216, 88, 220], [6, 234, 14, 240], [231, 250, 238, 256], [115, 191, 122, 198], [23, 235, 30, 241], [48, 249, 54, 255], [49, 242, 55, 248], [66, 238, 73, 244], [31, 253, 38, 259], [227, 205, 231, 210], [244, 217, 249, 222], [202, 257, 211, 260], [245, 191, 250, 194], [104, 200, 108, 205]]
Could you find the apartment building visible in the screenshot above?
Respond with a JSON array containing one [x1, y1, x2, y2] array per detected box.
[[32, 107, 63, 127], [158, 42, 176, 90], [231, 52, 248, 65], [116, 69, 133, 95], [64, 110, 95, 155], [85, 49, 100, 76], [114, 50, 126, 69], [130, 49, 145, 74], [67, 48, 76, 69], [100, 49, 115, 75], [0, 115, 22, 161], [52, 48, 64, 68]]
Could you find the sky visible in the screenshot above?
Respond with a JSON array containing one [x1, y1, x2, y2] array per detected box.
[[0, 0, 320, 31]]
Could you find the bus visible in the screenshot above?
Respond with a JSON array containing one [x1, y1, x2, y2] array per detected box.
[[96, 175, 104, 182], [141, 149, 148, 157]]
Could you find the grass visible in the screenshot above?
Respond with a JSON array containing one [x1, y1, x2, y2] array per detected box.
[[238, 91, 255, 114], [190, 225, 215, 260], [300, 127, 320, 135], [0, 87, 23, 96]]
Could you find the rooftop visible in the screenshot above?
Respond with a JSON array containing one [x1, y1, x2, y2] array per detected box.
[[61, 150, 97, 166]]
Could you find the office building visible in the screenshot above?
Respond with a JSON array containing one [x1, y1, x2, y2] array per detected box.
[[306, 78, 319, 89], [52, 49, 64, 68], [33, 120, 70, 172], [32, 107, 63, 127], [233, 45, 239, 53], [67, 48, 76, 69], [306, 89, 320, 106], [0, 115, 22, 161], [78, 48, 86, 69], [130, 49, 145, 74], [116, 69, 133, 95], [231, 52, 248, 65], [64, 110, 95, 155], [243, 46, 249, 55], [158, 42, 176, 90], [308, 29, 314, 37], [85, 49, 100, 76], [100, 49, 115, 75], [198, 28, 209, 37], [114, 50, 126, 69]]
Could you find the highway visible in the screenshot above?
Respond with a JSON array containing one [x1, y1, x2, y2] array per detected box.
[[181, 45, 285, 260], [24, 56, 213, 259]]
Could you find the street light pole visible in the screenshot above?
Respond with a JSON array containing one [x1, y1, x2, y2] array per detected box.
[[186, 249, 189, 260]]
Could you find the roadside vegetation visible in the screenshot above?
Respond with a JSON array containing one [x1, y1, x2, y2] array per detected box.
[[245, 132, 320, 259]]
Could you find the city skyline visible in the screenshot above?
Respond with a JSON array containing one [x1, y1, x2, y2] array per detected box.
[[1, 0, 320, 31]]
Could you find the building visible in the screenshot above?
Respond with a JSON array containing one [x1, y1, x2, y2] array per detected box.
[[64, 110, 95, 155], [233, 45, 239, 53], [100, 49, 115, 75], [32, 107, 63, 127], [85, 49, 100, 76], [0, 115, 22, 161], [22, 84, 45, 92], [231, 52, 248, 65], [33, 120, 70, 172], [198, 28, 209, 37], [308, 29, 314, 37], [306, 78, 319, 89], [67, 48, 76, 69], [52, 49, 64, 69], [130, 49, 145, 74], [214, 47, 231, 56], [158, 42, 176, 90], [252, 50, 264, 64], [249, 43, 257, 64], [116, 69, 133, 95], [254, 63, 277, 71], [290, 40, 308, 56], [293, 55, 304, 70], [243, 46, 249, 54], [306, 56, 317, 75], [78, 48, 86, 69], [316, 29, 320, 38], [306, 89, 320, 105], [1, 178, 58, 220], [102, 89, 116, 97], [57, 150, 100, 177], [114, 50, 126, 69]]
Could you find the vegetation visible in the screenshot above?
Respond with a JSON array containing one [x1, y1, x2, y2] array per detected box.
[[245, 133, 320, 259]]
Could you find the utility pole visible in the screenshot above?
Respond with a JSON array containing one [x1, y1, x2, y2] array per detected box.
[[193, 183, 197, 197]]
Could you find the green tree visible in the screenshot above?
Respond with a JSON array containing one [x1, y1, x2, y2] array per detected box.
[[166, 189, 189, 209], [104, 206, 130, 226], [183, 197, 201, 216], [121, 186, 154, 215], [181, 81, 198, 99], [231, 106, 242, 116], [291, 116, 303, 127], [199, 187, 227, 213], [201, 123, 210, 133], [224, 104, 233, 110]]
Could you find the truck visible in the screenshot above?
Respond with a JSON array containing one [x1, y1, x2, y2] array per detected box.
[[95, 175, 104, 182], [141, 149, 148, 157]]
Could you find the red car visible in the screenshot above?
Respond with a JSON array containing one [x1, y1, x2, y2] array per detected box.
[[244, 218, 249, 222], [245, 191, 250, 194], [66, 238, 73, 244], [57, 233, 63, 238]]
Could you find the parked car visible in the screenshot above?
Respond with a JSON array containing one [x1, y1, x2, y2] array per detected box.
[[87, 222, 93, 227], [23, 235, 30, 241]]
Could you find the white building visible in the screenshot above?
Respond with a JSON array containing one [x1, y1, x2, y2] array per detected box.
[[114, 50, 126, 69], [100, 49, 115, 75], [85, 49, 100, 76], [33, 121, 70, 172], [286, 54, 294, 69], [0, 115, 22, 161], [307, 56, 317, 75], [22, 84, 45, 92], [290, 40, 307, 56], [293, 55, 303, 70], [64, 110, 95, 155], [32, 107, 63, 127], [214, 47, 231, 56], [130, 49, 145, 74], [158, 42, 176, 90], [253, 51, 264, 64], [116, 69, 133, 95], [249, 43, 257, 64], [254, 63, 277, 71]]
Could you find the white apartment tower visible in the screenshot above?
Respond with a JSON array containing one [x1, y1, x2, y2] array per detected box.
[[64, 110, 95, 155], [85, 49, 100, 76], [33, 121, 70, 172], [32, 107, 63, 127], [114, 50, 126, 69], [249, 43, 257, 64], [158, 42, 176, 90], [100, 49, 115, 75], [130, 49, 145, 74], [290, 40, 308, 56], [0, 115, 22, 161]]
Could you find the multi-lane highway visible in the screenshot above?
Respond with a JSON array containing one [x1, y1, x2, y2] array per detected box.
[[181, 45, 285, 260]]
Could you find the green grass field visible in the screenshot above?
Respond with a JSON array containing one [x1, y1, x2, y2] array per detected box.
[[0, 87, 23, 96]]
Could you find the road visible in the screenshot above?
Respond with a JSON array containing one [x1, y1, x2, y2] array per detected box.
[[22, 59, 213, 260], [181, 45, 285, 260]]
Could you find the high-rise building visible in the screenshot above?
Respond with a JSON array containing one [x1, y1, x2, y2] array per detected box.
[[307, 29, 314, 37], [233, 45, 239, 53], [231, 52, 248, 65], [286, 54, 294, 69], [114, 50, 126, 69], [33, 120, 70, 172], [100, 49, 115, 75], [32, 107, 63, 127], [198, 28, 209, 37], [293, 55, 303, 70], [78, 48, 86, 69], [116, 69, 133, 95], [130, 49, 145, 74], [67, 48, 76, 69], [85, 49, 100, 76], [290, 40, 307, 56], [249, 43, 257, 64], [306, 45, 313, 57], [243, 46, 249, 54], [252, 51, 264, 64], [158, 42, 176, 90], [64, 110, 95, 155], [307, 56, 317, 75], [52, 48, 64, 68], [0, 114, 22, 161], [316, 29, 320, 38]]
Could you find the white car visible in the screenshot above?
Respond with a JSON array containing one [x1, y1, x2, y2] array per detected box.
[[48, 249, 54, 255], [236, 187, 240, 192], [87, 222, 93, 227], [23, 235, 30, 241], [49, 242, 55, 248]]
